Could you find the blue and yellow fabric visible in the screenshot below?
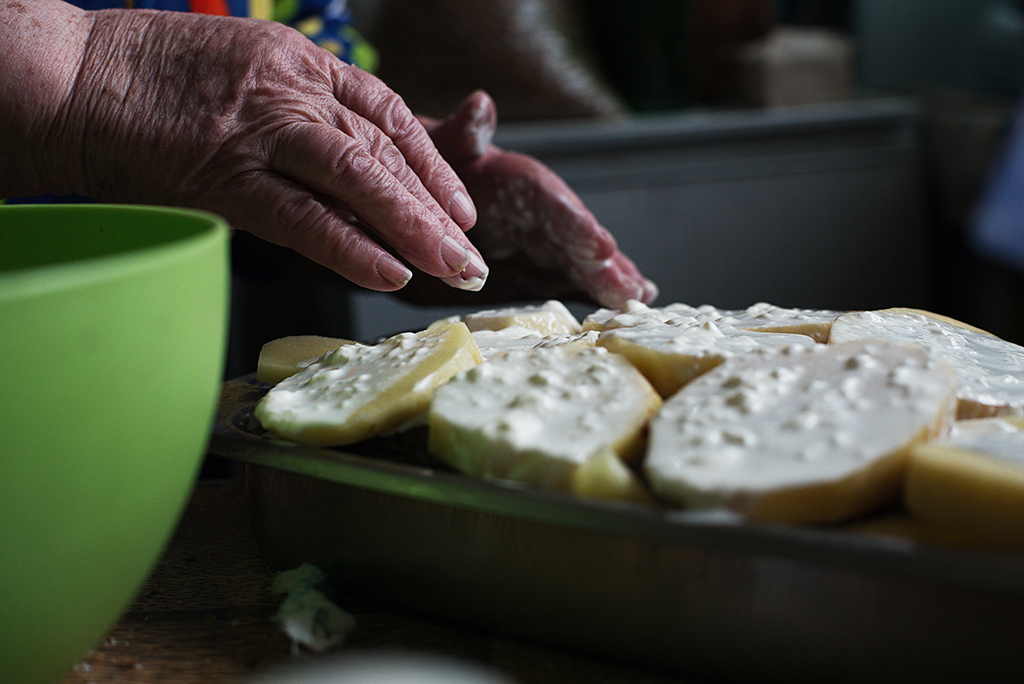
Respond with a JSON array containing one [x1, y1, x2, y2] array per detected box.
[[2, 0, 375, 205], [65, 0, 377, 71]]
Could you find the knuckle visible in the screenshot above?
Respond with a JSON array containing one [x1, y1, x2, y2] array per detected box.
[[273, 193, 365, 270], [371, 138, 408, 178], [329, 137, 401, 204], [273, 193, 326, 249], [372, 90, 418, 140], [329, 135, 371, 177], [339, 117, 407, 176]]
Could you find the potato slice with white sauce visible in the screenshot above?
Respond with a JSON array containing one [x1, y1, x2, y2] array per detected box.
[[462, 299, 582, 335], [904, 416, 1024, 550], [597, 320, 817, 398], [645, 340, 959, 524], [428, 346, 661, 500], [255, 321, 482, 446], [829, 308, 1024, 418], [256, 335, 358, 384]]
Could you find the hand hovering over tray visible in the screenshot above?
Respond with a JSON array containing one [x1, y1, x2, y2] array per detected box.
[[410, 91, 659, 309], [0, 0, 484, 292], [0, 1, 656, 308]]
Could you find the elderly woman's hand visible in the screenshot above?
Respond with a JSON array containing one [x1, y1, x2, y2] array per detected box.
[[1, 1, 486, 293], [415, 91, 658, 309]]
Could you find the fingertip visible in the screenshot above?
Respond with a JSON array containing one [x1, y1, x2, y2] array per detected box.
[[462, 246, 489, 286], [377, 254, 414, 289], [429, 91, 498, 168], [441, 269, 488, 292], [588, 270, 659, 309], [639, 278, 659, 304], [438, 234, 489, 290], [463, 90, 498, 155]]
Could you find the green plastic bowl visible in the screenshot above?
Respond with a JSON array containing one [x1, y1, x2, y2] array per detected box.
[[0, 204, 230, 684]]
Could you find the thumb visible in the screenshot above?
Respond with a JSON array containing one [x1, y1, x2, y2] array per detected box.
[[423, 90, 498, 168]]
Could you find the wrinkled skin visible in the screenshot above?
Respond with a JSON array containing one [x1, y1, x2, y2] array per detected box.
[[1, 1, 656, 308], [1, 1, 483, 291], [415, 91, 658, 308]]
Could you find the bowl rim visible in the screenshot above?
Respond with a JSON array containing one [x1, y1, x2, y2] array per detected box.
[[0, 204, 230, 302]]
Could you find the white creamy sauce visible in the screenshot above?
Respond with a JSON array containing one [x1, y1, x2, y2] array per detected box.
[[257, 332, 443, 426], [645, 340, 959, 508], [584, 300, 709, 331], [585, 299, 837, 341], [471, 327, 545, 359], [471, 327, 599, 360], [453, 273, 487, 291], [430, 346, 657, 488], [711, 302, 840, 342], [599, 319, 818, 358], [938, 418, 1024, 467], [830, 310, 1024, 416]]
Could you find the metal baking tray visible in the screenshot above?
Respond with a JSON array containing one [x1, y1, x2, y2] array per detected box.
[[210, 375, 1023, 683]]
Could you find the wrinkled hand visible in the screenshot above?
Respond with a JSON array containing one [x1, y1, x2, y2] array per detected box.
[[413, 91, 658, 309], [2, 2, 486, 293]]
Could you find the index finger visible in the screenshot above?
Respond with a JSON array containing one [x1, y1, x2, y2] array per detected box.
[[269, 122, 488, 290]]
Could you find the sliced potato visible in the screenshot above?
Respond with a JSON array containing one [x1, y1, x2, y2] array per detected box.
[[829, 308, 1024, 418], [644, 340, 959, 524], [570, 447, 655, 505], [256, 335, 357, 384], [255, 321, 482, 446], [462, 299, 582, 335], [904, 417, 1024, 551], [428, 346, 662, 497]]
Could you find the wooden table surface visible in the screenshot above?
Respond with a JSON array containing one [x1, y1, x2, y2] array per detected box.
[[60, 479, 703, 684]]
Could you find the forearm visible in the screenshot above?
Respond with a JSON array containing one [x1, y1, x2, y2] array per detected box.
[[0, 0, 93, 198]]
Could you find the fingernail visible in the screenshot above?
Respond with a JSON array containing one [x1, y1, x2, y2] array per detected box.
[[378, 255, 413, 288], [449, 191, 477, 227], [442, 271, 487, 291], [441, 248, 489, 292], [441, 234, 471, 271], [464, 247, 488, 281]]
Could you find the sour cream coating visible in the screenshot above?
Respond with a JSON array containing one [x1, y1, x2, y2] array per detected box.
[[584, 300, 839, 342], [428, 346, 661, 491], [644, 340, 959, 523], [255, 322, 482, 446], [470, 326, 546, 359], [829, 309, 1024, 418], [933, 417, 1024, 468], [711, 302, 840, 343], [583, 300, 712, 331], [470, 327, 599, 360], [597, 318, 818, 397]]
